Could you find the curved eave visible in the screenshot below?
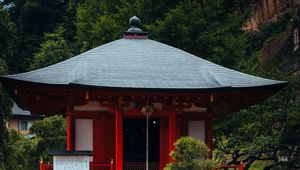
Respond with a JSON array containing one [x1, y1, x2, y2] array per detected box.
[[0, 75, 288, 92], [68, 81, 288, 93], [0, 75, 288, 115]]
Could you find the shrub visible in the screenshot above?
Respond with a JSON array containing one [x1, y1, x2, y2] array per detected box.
[[164, 137, 213, 170]]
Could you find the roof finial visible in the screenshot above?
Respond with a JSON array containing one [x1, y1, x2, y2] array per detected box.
[[129, 16, 141, 27], [127, 16, 142, 33], [123, 16, 148, 39]]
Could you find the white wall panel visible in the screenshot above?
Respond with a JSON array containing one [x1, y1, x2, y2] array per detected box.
[[53, 155, 90, 170], [188, 120, 205, 141], [75, 119, 93, 151]]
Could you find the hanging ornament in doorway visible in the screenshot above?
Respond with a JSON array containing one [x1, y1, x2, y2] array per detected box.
[[141, 102, 154, 116]]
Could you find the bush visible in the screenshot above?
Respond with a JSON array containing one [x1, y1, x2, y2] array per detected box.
[[164, 137, 213, 170]]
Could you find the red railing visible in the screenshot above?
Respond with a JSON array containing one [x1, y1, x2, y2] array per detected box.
[[123, 162, 159, 170], [40, 158, 244, 170], [90, 159, 114, 170], [214, 161, 244, 170], [39, 159, 53, 170], [39, 158, 114, 170]]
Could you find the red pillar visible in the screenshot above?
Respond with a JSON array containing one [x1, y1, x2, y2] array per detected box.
[[205, 112, 213, 158], [168, 110, 177, 162], [39, 158, 44, 170], [66, 111, 73, 151], [115, 109, 123, 170], [239, 161, 244, 170]]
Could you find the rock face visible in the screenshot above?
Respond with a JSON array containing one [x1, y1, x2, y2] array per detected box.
[[260, 30, 290, 61], [243, 0, 300, 31]]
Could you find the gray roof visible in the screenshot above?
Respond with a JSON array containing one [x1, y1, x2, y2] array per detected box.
[[0, 38, 286, 89], [12, 102, 30, 115]]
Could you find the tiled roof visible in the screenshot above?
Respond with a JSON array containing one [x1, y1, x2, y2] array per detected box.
[[0, 38, 286, 89], [12, 102, 30, 115]]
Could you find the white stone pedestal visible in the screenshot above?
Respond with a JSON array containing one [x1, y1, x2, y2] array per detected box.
[[50, 151, 92, 170]]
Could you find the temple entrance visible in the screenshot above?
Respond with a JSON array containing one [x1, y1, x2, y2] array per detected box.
[[123, 118, 160, 170]]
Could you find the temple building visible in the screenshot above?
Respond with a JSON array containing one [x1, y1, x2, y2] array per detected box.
[[6, 103, 43, 136], [0, 16, 287, 170]]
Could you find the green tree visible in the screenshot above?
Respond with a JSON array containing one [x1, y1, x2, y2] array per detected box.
[[2, 0, 69, 73], [148, 0, 254, 71], [164, 137, 213, 170], [113, 0, 179, 28], [0, 90, 14, 170], [30, 27, 72, 70], [76, 0, 122, 52], [273, 110, 300, 169], [62, 0, 82, 43], [12, 0, 67, 35], [0, 115, 66, 170], [20, 115, 66, 170], [0, 6, 15, 169], [74, 0, 176, 52], [214, 68, 299, 170], [0, 5, 15, 63]]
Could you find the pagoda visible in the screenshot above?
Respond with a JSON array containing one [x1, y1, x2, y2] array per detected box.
[[0, 16, 287, 170]]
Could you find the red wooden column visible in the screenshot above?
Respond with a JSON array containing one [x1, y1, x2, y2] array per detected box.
[[168, 110, 177, 162], [115, 109, 123, 170], [205, 112, 213, 159], [66, 110, 73, 151]]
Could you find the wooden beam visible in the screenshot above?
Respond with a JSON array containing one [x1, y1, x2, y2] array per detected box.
[[72, 111, 109, 119], [123, 109, 170, 117]]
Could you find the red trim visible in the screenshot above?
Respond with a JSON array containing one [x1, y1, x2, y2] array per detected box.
[[66, 112, 73, 151], [123, 109, 170, 117], [123, 109, 141, 117], [115, 109, 123, 170], [90, 160, 114, 170], [205, 113, 213, 158], [168, 110, 176, 162], [39, 161, 115, 170], [123, 34, 148, 39], [72, 109, 171, 119], [73, 111, 109, 119]]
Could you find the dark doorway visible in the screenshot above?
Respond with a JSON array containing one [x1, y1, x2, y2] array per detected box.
[[123, 118, 160, 163]]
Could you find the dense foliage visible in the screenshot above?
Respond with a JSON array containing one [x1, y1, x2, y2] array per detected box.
[[214, 77, 300, 169], [0, 6, 15, 169], [0, 0, 299, 170], [164, 137, 213, 170], [21, 116, 66, 170], [30, 27, 72, 70], [1, 116, 66, 170]]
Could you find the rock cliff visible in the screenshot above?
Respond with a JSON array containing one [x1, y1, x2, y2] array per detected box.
[[243, 0, 300, 31]]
